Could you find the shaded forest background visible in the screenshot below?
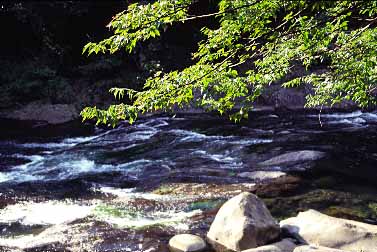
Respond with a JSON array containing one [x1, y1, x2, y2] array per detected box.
[[0, 1, 210, 111], [2, 1, 362, 122]]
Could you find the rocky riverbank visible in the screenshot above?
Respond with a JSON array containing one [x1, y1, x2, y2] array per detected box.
[[170, 192, 377, 252]]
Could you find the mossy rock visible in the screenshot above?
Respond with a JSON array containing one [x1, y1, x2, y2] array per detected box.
[[153, 185, 174, 195], [187, 199, 224, 211], [312, 176, 338, 188], [323, 206, 369, 221], [94, 204, 139, 219]]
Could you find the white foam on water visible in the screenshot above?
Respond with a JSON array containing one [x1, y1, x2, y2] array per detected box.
[[169, 129, 209, 142], [95, 208, 201, 229], [171, 129, 273, 146], [308, 110, 363, 119], [127, 129, 158, 141], [11, 154, 44, 166], [0, 172, 11, 183], [0, 201, 94, 225], [228, 139, 273, 145], [116, 143, 141, 151], [328, 118, 366, 125], [0, 155, 45, 183], [191, 150, 207, 155], [116, 159, 152, 175], [94, 186, 201, 229], [150, 121, 169, 128], [208, 154, 235, 163], [2, 157, 99, 183], [98, 187, 172, 201], [352, 117, 367, 124], [52, 158, 152, 181], [0, 173, 42, 183], [17, 135, 99, 150], [307, 111, 377, 126], [62, 135, 99, 144], [66, 159, 96, 173], [0, 155, 156, 183], [19, 142, 75, 148], [140, 117, 170, 128], [191, 150, 244, 169], [361, 112, 377, 122]]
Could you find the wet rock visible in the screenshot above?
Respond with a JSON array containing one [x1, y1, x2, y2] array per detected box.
[[293, 245, 348, 252], [253, 175, 302, 198], [263, 187, 377, 223], [238, 171, 286, 182], [141, 237, 170, 252], [258, 150, 325, 168], [241, 238, 297, 252], [169, 234, 207, 252], [261, 85, 307, 110], [23, 242, 72, 252], [0, 222, 46, 237], [0, 246, 23, 252], [323, 206, 369, 221], [1, 102, 78, 124], [278, 131, 291, 135], [0, 156, 30, 172], [207, 192, 280, 252], [280, 209, 377, 252], [152, 182, 256, 198], [88, 222, 174, 252]]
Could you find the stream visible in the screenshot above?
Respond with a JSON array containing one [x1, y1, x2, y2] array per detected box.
[[0, 110, 377, 252]]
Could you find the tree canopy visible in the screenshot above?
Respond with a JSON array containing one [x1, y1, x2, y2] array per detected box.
[[81, 0, 377, 126]]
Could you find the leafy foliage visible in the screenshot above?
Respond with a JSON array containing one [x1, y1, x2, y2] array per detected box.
[[81, 0, 377, 126]]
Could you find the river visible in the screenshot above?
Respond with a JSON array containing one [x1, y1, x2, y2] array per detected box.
[[0, 110, 376, 252]]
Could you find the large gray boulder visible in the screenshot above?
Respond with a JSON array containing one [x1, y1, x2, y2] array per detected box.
[[207, 192, 280, 252], [169, 234, 207, 252], [2, 102, 78, 124], [280, 209, 377, 252], [293, 245, 349, 252], [258, 151, 325, 168], [242, 239, 297, 252]]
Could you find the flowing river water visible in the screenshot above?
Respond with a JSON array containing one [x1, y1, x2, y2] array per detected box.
[[0, 110, 377, 252]]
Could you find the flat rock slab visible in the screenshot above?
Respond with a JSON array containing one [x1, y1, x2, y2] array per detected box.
[[169, 234, 207, 252], [242, 239, 297, 252], [2, 102, 78, 124], [293, 245, 349, 252], [238, 171, 286, 182], [280, 209, 377, 252], [207, 192, 280, 252], [258, 151, 325, 168]]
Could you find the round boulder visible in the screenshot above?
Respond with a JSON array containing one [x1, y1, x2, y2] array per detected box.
[[207, 192, 280, 251], [169, 234, 207, 252], [280, 209, 377, 252]]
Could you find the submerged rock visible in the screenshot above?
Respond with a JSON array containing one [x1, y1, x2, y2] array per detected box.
[[207, 192, 280, 252], [293, 245, 348, 252], [241, 238, 297, 252], [169, 234, 206, 252], [258, 150, 325, 169], [280, 209, 377, 252]]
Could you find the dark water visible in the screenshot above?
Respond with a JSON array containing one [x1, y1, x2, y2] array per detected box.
[[0, 110, 376, 251]]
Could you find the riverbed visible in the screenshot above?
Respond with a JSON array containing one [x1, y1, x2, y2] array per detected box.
[[0, 110, 376, 252]]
